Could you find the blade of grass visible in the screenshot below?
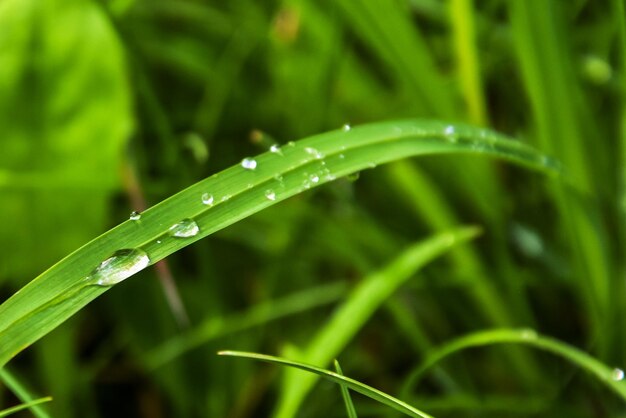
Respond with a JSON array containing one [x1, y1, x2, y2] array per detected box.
[[144, 282, 347, 369], [275, 226, 481, 418], [0, 397, 53, 418], [510, 0, 613, 356], [0, 119, 561, 368], [401, 329, 626, 402], [0, 369, 50, 418], [449, 0, 488, 125], [334, 360, 358, 418], [218, 350, 434, 418]]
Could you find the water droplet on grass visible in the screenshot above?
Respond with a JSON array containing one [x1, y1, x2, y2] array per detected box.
[[443, 125, 458, 143], [347, 172, 360, 182], [202, 193, 214, 206], [129, 211, 141, 221], [520, 328, 538, 340], [304, 147, 324, 159], [265, 190, 276, 201], [241, 158, 257, 170], [612, 368, 625, 381], [168, 218, 200, 238], [310, 174, 320, 183], [342, 124, 351, 132], [89, 249, 150, 286], [270, 144, 282, 154]]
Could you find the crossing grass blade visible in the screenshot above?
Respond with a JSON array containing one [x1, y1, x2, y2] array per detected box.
[[401, 329, 626, 402], [275, 226, 481, 418], [218, 350, 435, 418], [0, 369, 51, 418], [0, 398, 53, 418], [0, 119, 561, 368], [334, 360, 358, 418]]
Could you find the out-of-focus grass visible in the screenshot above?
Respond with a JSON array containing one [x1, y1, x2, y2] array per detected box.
[[0, 0, 624, 417]]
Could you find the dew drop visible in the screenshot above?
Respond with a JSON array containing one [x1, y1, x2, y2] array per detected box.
[[443, 125, 458, 143], [241, 157, 257, 170], [270, 144, 282, 154], [304, 147, 325, 159], [265, 189, 276, 201], [612, 368, 625, 381], [88, 249, 150, 286], [342, 124, 351, 132], [310, 174, 320, 183], [168, 218, 200, 238], [129, 211, 141, 221], [221, 194, 232, 202], [287, 141, 296, 147], [347, 172, 360, 182], [339, 154, 345, 159], [201, 193, 214, 206], [520, 328, 538, 340]]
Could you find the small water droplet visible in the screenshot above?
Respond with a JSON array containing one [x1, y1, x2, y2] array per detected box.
[[339, 154, 345, 159], [274, 174, 284, 182], [443, 125, 458, 143], [156, 240, 162, 244], [168, 218, 200, 238], [241, 157, 257, 170], [612, 368, 625, 381], [221, 194, 232, 202], [88, 249, 150, 286], [129, 211, 141, 221], [287, 141, 296, 147], [310, 174, 320, 183], [265, 190, 276, 201], [304, 147, 325, 159], [520, 328, 538, 340], [202, 193, 214, 206], [347, 172, 360, 182], [270, 144, 282, 154], [342, 124, 351, 132], [367, 162, 377, 169]]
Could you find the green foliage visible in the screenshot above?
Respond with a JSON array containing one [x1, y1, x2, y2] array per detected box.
[[0, 0, 624, 417]]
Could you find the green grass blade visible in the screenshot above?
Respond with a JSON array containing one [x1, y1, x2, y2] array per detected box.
[[275, 226, 481, 418], [0, 119, 560, 368], [402, 329, 626, 402], [0, 369, 50, 418], [334, 360, 358, 418], [145, 282, 347, 369], [218, 350, 434, 418], [0, 398, 53, 418]]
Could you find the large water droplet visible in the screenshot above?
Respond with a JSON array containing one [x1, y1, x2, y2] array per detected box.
[[612, 368, 625, 381], [88, 249, 150, 286], [265, 189, 276, 201], [129, 211, 141, 221], [241, 157, 257, 170], [202, 193, 214, 206], [169, 218, 200, 238]]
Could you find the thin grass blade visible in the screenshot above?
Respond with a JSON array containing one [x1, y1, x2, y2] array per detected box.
[[218, 350, 434, 418], [0, 398, 53, 418], [334, 360, 358, 418]]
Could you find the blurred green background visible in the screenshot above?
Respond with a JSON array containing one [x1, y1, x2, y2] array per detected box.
[[1, 0, 625, 416]]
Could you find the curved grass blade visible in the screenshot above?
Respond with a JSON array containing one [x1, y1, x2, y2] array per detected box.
[[401, 329, 626, 402], [334, 360, 358, 418], [0, 119, 561, 368], [218, 350, 434, 418], [0, 398, 53, 418]]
